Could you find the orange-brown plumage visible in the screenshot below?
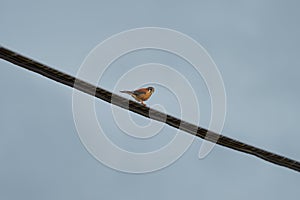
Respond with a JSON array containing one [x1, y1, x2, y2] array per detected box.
[[120, 87, 155, 106]]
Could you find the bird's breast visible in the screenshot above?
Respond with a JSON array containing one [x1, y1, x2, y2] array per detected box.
[[137, 91, 152, 101]]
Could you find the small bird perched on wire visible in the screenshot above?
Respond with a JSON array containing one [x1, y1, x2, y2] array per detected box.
[[120, 87, 155, 106]]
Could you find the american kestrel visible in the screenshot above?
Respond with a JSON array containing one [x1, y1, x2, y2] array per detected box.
[[120, 86, 155, 106]]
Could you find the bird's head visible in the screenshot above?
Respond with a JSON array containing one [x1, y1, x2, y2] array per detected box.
[[147, 87, 155, 93]]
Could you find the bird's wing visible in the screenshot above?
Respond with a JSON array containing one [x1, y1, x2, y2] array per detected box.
[[133, 88, 148, 95]]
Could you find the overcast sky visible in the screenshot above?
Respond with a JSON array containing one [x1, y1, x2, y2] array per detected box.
[[1, 0, 300, 199]]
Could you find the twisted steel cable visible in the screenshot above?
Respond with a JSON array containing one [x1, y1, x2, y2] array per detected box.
[[1, 46, 299, 173]]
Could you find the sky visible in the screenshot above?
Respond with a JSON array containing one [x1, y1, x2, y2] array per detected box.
[[1, 0, 300, 199]]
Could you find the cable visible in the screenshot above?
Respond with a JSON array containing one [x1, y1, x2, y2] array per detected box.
[[1, 46, 299, 173]]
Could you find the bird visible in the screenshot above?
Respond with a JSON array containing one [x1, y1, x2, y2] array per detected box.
[[120, 86, 155, 106]]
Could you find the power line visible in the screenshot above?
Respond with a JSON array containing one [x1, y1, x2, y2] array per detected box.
[[1, 46, 299, 173]]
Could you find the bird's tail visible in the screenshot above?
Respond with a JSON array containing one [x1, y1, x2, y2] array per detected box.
[[120, 90, 133, 95]]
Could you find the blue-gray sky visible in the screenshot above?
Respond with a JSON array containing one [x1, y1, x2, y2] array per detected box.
[[1, 0, 300, 199]]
